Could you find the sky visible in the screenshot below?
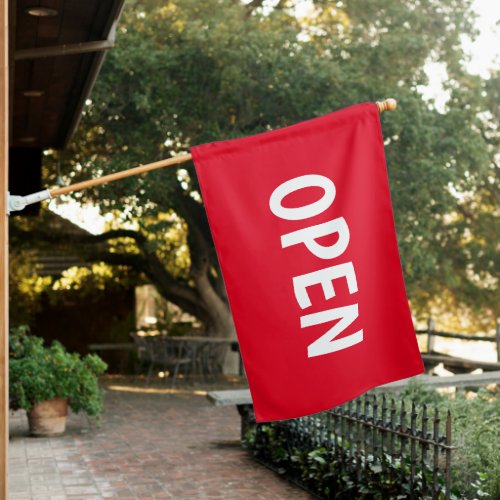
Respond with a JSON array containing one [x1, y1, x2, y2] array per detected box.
[[464, 0, 500, 77], [423, 0, 500, 108], [51, 0, 500, 234]]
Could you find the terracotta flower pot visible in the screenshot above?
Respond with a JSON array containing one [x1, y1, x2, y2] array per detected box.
[[27, 397, 68, 436]]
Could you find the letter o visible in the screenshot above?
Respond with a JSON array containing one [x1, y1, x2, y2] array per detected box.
[[269, 174, 336, 220]]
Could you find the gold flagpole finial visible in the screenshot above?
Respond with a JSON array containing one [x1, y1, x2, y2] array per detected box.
[[376, 98, 397, 113]]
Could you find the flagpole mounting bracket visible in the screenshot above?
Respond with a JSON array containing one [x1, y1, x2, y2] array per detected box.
[[7, 189, 52, 215]]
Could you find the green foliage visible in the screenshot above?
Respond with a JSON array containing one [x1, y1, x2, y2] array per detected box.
[[45, 0, 499, 328], [9, 326, 108, 417], [9, 210, 139, 328], [245, 384, 500, 498], [8, 249, 52, 326], [399, 381, 499, 498], [442, 390, 500, 499], [400, 377, 445, 406], [246, 422, 447, 498]]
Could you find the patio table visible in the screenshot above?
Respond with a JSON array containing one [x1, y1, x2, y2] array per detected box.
[[165, 336, 240, 378]]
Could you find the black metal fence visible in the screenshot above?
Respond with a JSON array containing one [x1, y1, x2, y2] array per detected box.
[[243, 393, 453, 499]]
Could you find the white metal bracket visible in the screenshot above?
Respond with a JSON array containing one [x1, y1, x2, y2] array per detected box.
[[7, 189, 52, 215]]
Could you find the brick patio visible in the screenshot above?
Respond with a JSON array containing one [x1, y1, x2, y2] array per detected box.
[[8, 378, 311, 499]]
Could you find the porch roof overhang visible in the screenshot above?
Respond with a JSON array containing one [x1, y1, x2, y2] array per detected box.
[[10, 0, 125, 150]]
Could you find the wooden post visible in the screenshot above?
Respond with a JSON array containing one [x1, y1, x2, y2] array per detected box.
[[496, 322, 500, 363], [0, 0, 8, 497], [426, 318, 435, 353]]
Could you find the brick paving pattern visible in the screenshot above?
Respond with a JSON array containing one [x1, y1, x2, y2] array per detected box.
[[9, 380, 311, 499]]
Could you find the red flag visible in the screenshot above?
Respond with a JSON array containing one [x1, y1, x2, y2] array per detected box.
[[191, 103, 423, 422]]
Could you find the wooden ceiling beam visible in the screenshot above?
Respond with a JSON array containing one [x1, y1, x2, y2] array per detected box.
[[14, 39, 114, 60], [12, 0, 125, 149]]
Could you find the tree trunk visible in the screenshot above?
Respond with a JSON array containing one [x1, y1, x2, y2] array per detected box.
[[195, 275, 239, 374]]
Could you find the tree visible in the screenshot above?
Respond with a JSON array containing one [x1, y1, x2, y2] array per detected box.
[[40, 0, 498, 335]]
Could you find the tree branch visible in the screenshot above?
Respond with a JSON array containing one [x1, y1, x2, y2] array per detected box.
[[91, 229, 147, 245], [10, 224, 146, 249], [89, 251, 147, 269]]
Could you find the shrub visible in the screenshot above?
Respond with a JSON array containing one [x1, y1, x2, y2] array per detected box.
[[244, 382, 499, 498], [9, 325, 108, 418], [402, 382, 499, 499]]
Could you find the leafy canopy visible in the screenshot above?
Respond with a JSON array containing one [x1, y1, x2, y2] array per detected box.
[[47, 0, 498, 328]]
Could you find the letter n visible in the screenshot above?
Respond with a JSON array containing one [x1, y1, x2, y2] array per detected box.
[[301, 304, 363, 358]]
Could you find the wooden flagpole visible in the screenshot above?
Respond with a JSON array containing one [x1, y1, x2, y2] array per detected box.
[[51, 154, 193, 197], [49, 99, 397, 199]]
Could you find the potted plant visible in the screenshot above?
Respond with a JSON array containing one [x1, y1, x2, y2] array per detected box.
[[9, 326, 107, 436]]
